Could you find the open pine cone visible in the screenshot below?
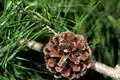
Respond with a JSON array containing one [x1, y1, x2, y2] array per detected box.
[[43, 31, 93, 80]]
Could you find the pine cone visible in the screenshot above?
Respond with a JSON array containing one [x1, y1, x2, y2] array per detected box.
[[43, 31, 93, 80]]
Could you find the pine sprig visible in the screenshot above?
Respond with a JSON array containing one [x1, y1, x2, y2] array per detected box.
[[0, 0, 120, 80]]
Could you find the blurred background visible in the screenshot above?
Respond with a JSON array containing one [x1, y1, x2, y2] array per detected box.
[[0, 0, 120, 80]]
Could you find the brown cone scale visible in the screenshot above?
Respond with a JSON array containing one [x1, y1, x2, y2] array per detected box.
[[43, 31, 93, 80]]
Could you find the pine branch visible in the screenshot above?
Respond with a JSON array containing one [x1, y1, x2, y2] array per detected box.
[[92, 62, 120, 80], [20, 39, 44, 52], [22, 39, 120, 80]]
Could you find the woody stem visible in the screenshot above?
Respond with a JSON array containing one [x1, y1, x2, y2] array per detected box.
[[92, 62, 120, 80], [21, 39, 120, 80]]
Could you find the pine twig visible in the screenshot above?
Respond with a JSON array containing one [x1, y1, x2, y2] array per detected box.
[[21, 40, 120, 79], [92, 62, 120, 80], [20, 39, 44, 52]]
